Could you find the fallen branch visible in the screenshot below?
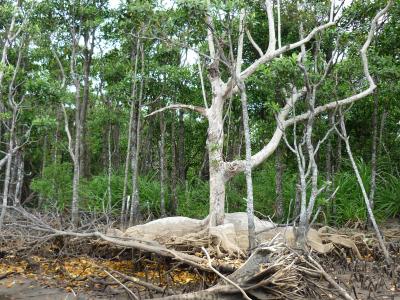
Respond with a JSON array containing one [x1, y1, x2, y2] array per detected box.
[[307, 254, 354, 300], [201, 246, 251, 300], [0, 271, 15, 280], [104, 270, 139, 300], [111, 269, 173, 295]]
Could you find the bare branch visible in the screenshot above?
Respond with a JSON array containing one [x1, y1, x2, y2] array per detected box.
[[245, 29, 263, 58], [104, 270, 139, 300], [264, 0, 276, 54], [201, 247, 252, 300], [235, 9, 246, 76], [224, 21, 335, 98], [330, 0, 335, 23], [0, 2, 20, 88], [61, 104, 75, 162], [205, 3, 216, 60], [277, 0, 282, 52], [51, 48, 66, 88], [197, 57, 209, 109], [337, 111, 392, 264], [239, 21, 335, 83], [146, 104, 207, 118], [284, 0, 392, 128]]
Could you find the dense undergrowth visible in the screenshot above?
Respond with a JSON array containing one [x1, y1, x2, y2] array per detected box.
[[30, 158, 400, 226]]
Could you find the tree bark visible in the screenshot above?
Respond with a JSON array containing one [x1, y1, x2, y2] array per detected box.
[[14, 150, 24, 206], [326, 112, 336, 221], [38, 134, 48, 207], [0, 106, 17, 229], [238, 79, 256, 252], [326, 112, 333, 182], [128, 102, 140, 226], [159, 112, 166, 217], [53, 108, 62, 164], [79, 30, 95, 179], [71, 104, 82, 227], [121, 97, 134, 228], [107, 122, 113, 214], [378, 109, 387, 156], [141, 120, 154, 174], [369, 92, 378, 211], [335, 121, 342, 173], [129, 40, 144, 226], [171, 119, 178, 215], [71, 28, 82, 228], [177, 110, 185, 182]]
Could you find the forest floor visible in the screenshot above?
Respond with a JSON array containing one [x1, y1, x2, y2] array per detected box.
[[0, 218, 399, 299]]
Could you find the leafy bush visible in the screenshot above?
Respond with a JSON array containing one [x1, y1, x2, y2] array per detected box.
[[30, 162, 73, 209]]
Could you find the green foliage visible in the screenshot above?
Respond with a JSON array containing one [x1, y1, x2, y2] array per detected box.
[[177, 178, 209, 218], [30, 163, 73, 209], [331, 160, 370, 224], [4, 0, 400, 229], [375, 173, 400, 219]]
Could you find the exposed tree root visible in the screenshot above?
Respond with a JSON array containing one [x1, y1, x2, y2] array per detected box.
[[3, 207, 397, 299]]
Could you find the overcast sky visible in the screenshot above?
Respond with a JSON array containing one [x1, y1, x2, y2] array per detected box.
[[109, 0, 119, 9]]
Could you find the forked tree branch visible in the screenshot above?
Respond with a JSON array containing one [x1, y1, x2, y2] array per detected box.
[[224, 21, 335, 98], [245, 29, 263, 58], [285, 0, 392, 127], [224, 88, 305, 179], [224, 0, 392, 178]]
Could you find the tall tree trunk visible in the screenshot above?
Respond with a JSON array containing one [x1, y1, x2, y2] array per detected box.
[[335, 120, 342, 173], [129, 40, 144, 226], [141, 121, 153, 173], [53, 108, 62, 164], [378, 109, 387, 157], [71, 64, 82, 227], [159, 112, 166, 217], [112, 123, 121, 168], [0, 107, 16, 229], [107, 122, 113, 214], [128, 103, 140, 225], [199, 147, 209, 180], [326, 111, 334, 221], [71, 112, 82, 227], [177, 110, 185, 182], [38, 134, 48, 207], [171, 120, 178, 215], [14, 150, 24, 206], [207, 94, 225, 226], [369, 92, 378, 213], [275, 144, 284, 220], [120, 101, 133, 229], [238, 80, 256, 251], [79, 31, 95, 179], [294, 177, 301, 218], [9, 141, 18, 202], [121, 40, 139, 228]]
